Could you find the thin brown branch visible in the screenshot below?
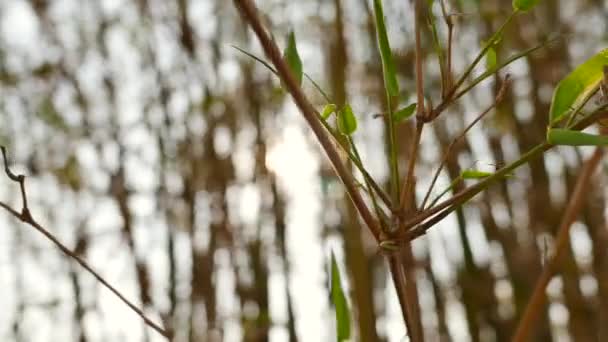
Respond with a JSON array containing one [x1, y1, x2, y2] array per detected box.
[[387, 255, 415, 338], [421, 74, 511, 210], [441, 0, 454, 96], [398, 0, 427, 214], [401, 107, 608, 235], [512, 147, 604, 342], [233, 0, 383, 240], [399, 120, 423, 212], [0, 146, 169, 339], [414, 0, 425, 119]]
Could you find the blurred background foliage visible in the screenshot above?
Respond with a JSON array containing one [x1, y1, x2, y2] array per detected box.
[[1, 0, 608, 341]]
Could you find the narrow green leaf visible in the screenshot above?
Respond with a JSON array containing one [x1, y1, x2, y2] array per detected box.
[[338, 104, 357, 135], [322, 104, 337, 120], [232, 45, 278, 76], [486, 46, 497, 71], [547, 128, 608, 146], [393, 103, 417, 123], [513, 0, 540, 12], [461, 169, 494, 179], [549, 49, 608, 124], [373, 0, 400, 97], [330, 252, 351, 341], [282, 31, 303, 87]]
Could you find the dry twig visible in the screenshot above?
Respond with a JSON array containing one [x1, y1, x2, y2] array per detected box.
[[0, 146, 169, 339]]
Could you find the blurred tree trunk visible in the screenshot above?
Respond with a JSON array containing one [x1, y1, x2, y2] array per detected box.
[[584, 179, 608, 340], [327, 1, 380, 341]]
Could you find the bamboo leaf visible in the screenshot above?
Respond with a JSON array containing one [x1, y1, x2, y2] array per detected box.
[[549, 49, 608, 124], [461, 169, 494, 179], [373, 0, 400, 97], [322, 104, 337, 120], [513, 0, 540, 12], [547, 128, 608, 146], [486, 46, 497, 71], [282, 31, 303, 87], [330, 252, 351, 341], [338, 104, 357, 135], [393, 103, 417, 123]]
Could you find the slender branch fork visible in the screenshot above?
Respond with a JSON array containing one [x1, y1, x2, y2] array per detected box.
[[232, 0, 383, 242], [0, 147, 170, 339], [233, 0, 608, 341], [421, 74, 512, 210]]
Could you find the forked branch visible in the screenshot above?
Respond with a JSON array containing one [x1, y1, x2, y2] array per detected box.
[[0, 147, 169, 339]]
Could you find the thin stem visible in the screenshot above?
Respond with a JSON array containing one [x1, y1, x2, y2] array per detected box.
[[399, 0, 426, 213], [430, 10, 520, 120], [427, 175, 462, 210], [427, 8, 446, 97], [400, 91, 608, 238], [512, 147, 604, 342], [349, 135, 389, 230], [231, 45, 392, 209], [233, 0, 383, 240], [450, 36, 562, 108], [414, 0, 426, 120], [0, 147, 169, 339], [441, 0, 454, 96], [400, 120, 423, 211], [387, 95, 400, 206], [450, 11, 516, 96], [399, 142, 550, 237], [319, 112, 392, 209], [421, 74, 511, 210]]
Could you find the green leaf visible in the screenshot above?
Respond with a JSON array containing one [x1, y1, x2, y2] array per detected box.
[[513, 0, 540, 12], [338, 104, 357, 135], [393, 103, 417, 123], [461, 169, 494, 179], [549, 49, 608, 124], [373, 0, 400, 97], [330, 252, 351, 341], [486, 46, 497, 71], [282, 31, 303, 87], [322, 104, 337, 120], [547, 128, 608, 146]]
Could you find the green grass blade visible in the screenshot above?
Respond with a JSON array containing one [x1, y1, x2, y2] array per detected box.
[[461, 169, 494, 179], [231, 45, 278, 76], [373, 0, 399, 97], [283, 31, 303, 87], [330, 252, 351, 341], [547, 128, 608, 146], [453, 35, 562, 101], [550, 49, 608, 124]]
